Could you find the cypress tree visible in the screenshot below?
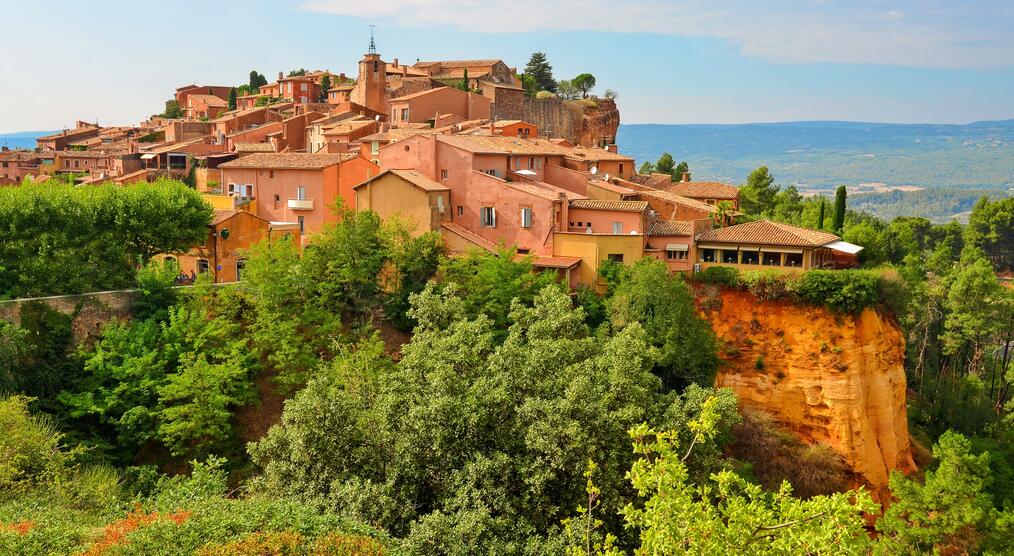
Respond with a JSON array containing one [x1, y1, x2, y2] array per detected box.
[[832, 186, 847, 233], [817, 198, 826, 229], [227, 87, 237, 110], [459, 68, 469, 92], [319, 74, 331, 103]]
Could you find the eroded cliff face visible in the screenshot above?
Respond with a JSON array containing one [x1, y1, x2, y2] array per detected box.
[[574, 98, 620, 147], [699, 288, 916, 495]]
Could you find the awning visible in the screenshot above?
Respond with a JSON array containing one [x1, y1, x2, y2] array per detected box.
[[760, 247, 803, 254], [515, 169, 536, 176], [825, 240, 864, 255], [140, 153, 157, 160], [665, 243, 689, 251]]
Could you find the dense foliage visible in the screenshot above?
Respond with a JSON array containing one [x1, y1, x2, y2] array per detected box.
[[0, 179, 212, 299]]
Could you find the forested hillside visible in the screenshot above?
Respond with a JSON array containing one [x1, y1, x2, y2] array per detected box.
[[2, 178, 1014, 554]]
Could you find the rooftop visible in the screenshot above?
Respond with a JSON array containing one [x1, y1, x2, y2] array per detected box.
[[436, 134, 572, 156], [218, 152, 358, 170], [697, 220, 841, 247], [570, 199, 649, 213], [666, 180, 739, 200], [648, 220, 694, 236]]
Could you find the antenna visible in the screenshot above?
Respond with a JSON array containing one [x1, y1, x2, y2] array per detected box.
[[368, 25, 377, 54]]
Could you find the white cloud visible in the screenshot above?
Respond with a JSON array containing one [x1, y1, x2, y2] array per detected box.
[[300, 0, 1014, 68]]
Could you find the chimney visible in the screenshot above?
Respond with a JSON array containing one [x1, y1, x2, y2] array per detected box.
[[606, 144, 617, 153], [278, 71, 284, 80], [393, 58, 399, 68], [339, 72, 346, 82], [682, 171, 690, 182]]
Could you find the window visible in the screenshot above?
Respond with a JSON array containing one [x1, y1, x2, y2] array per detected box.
[[520, 207, 533, 228], [667, 249, 687, 261], [436, 195, 445, 213], [73, 160, 79, 168], [457, 205, 463, 216], [577, 221, 584, 228], [245, 184, 253, 197], [236, 259, 246, 281], [701, 248, 716, 262], [785, 253, 803, 267], [741, 250, 759, 265], [274, 194, 280, 209], [301, 82, 307, 91], [611, 222, 623, 234], [763, 252, 782, 266], [400, 108, 409, 121], [296, 185, 306, 200], [298, 216, 305, 233], [706, 199, 716, 205], [607, 254, 624, 263], [619, 163, 624, 174], [485, 169, 497, 177], [481, 206, 496, 227], [371, 141, 379, 155], [722, 250, 739, 264], [440, 169, 448, 180], [528, 157, 535, 169], [517, 248, 530, 254], [269, 170, 274, 178], [64, 160, 70, 168], [514, 158, 521, 170], [228, 183, 236, 193], [197, 259, 210, 274]]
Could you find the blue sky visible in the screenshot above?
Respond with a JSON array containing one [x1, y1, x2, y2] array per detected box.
[[1, 0, 1012, 132]]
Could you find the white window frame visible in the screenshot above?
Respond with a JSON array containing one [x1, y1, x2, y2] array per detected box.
[[481, 206, 496, 228], [612, 221, 623, 234], [296, 185, 306, 200], [520, 207, 532, 228]]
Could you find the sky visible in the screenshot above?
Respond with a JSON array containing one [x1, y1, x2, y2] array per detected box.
[[1, 0, 1012, 133]]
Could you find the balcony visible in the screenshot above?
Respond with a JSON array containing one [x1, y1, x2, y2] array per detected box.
[[287, 198, 313, 210]]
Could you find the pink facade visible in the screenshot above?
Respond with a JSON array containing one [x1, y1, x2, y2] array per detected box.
[[566, 208, 644, 235], [226, 122, 283, 151], [388, 87, 491, 125]]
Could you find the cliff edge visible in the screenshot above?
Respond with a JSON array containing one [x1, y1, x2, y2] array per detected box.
[[699, 288, 916, 495]]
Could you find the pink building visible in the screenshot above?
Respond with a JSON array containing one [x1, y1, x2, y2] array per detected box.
[[218, 153, 380, 239], [388, 87, 491, 126]]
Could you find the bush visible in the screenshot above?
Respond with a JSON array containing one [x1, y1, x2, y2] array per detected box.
[[740, 270, 790, 301], [695, 266, 740, 286], [790, 269, 879, 313]]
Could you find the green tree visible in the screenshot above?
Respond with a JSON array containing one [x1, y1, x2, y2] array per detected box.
[[133, 258, 180, 322], [739, 166, 779, 215], [607, 259, 719, 389], [573, 73, 596, 98], [637, 161, 655, 175], [458, 68, 469, 92], [965, 196, 1014, 271], [525, 52, 557, 93], [161, 101, 183, 119], [227, 87, 237, 110], [673, 160, 689, 181], [248, 70, 267, 90], [557, 79, 580, 100], [654, 152, 675, 176], [817, 198, 826, 229], [842, 221, 885, 264], [832, 185, 847, 233], [519, 74, 538, 98], [319, 73, 331, 103]]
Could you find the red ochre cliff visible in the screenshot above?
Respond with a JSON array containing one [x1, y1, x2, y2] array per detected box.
[[699, 288, 916, 495]]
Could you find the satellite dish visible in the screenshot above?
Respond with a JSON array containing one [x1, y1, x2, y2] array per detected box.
[[590, 166, 598, 175], [374, 115, 380, 121]]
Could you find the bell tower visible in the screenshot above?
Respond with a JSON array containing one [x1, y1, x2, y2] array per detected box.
[[351, 25, 387, 114]]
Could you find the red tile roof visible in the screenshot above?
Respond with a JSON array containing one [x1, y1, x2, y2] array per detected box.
[[648, 220, 694, 236], [570, 199, 648, 212], [696, 220, 840, 247], [218, 152, 358, 169], [666, 181, 739, 200]]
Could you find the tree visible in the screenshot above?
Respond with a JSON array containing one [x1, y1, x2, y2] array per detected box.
[[287, 68, 307, 77], [817, 198, 826, 229], [673, 160, 689, 181], [519, 74, 538, 98], [248, 70, 267, 90], [739, 166, 779, 215], [557, 79, 580, 100], [319, 73, 331, 103], [573, 73, 596, 98], [965, 196, 1014, 271], [603, 89, 617, 100], [535, 90, 557, 99], [161, 100, 182, 119], [458, 68, 470, 92], [654, 152, 675, 176], [525, 52, 557, 93], [637, 161, 654, 175], [607, 259, 719, 389], [832, 185, 847, 233], [227, 87, 237, 110]]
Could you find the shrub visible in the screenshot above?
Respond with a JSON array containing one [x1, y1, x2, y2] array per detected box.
[[790, 269, 879, 313], [740, 270, 790, 301], [695, 266, 740, 286]]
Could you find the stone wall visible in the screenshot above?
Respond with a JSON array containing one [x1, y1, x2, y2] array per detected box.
[[1, 290, 137, 345], [491, 96, 620, 147]]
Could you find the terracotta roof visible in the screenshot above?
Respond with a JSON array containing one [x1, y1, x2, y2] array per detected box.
[[588, 179, 637, 196], [322, 119, 376, 136], [666, 181, 739, 200], [234, 142, 276, 153], [636, 188, 718, 214], [414, 59, 502, 68], [436, 134, 572, 155], [210, 210, 240, 225], [390, 86, 464, 102], [628, 173, 674, 189], [355, 169, 449, 192], [441, 222, 497, 252], [570, 199, 648, 213], [56, 150, 116, 158], [188, 94, 228, 107], [648, 220, 694, 236], [567, 146, 635, 162], [531, 255, 582, 269], [218, 152, 357, 169], [697, 220, 840, 247]]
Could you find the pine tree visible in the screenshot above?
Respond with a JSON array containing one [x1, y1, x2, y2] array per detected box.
[[832, 186, 847, 233], [227, 87, 237, 111], [525, 52, 557, 93], [817, 198, 826, 229], [674, 161, 689, 181], [655, 153, 675, 176], [319, 74, 331, 103]]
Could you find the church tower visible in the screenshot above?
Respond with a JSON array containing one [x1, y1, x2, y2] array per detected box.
[[350, 28, 387, 114]]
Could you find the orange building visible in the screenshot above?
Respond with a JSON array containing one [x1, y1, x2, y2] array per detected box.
[[491, 120, 538, 138], [218, 153, 379, 239], [388, 87, 491, 126], [664, 174, 740, 209]]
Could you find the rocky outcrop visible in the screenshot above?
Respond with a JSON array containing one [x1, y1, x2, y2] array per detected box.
[[572, 98, 620, 148], [699, 287, 915, 496], [495, 97, 620, 147]]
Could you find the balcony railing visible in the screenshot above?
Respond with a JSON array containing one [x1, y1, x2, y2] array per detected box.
[[287, 198, 313, 210]]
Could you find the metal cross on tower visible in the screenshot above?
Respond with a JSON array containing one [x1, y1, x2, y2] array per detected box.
[[368, 24, 376, 54]]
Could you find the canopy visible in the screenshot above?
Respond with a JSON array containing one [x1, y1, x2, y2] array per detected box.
[[825, 240, 864, 255], [140, 153, 157, 160], [665, 244, 689, 251]]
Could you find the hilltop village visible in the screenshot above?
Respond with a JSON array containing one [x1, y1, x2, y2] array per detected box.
[[0, 44, 863, 286]]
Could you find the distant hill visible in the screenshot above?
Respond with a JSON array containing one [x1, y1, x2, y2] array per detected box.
[[617, 120, 1014, 191], [0, 130, 57, 150]]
